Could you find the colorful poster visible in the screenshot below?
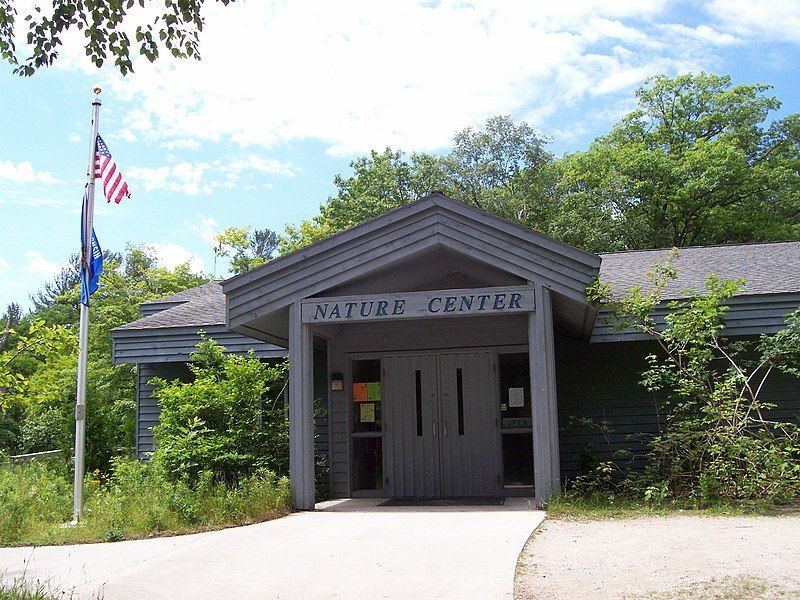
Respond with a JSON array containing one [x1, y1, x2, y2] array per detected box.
[[367, 381, 382, 401], [353, 383, 369, 402], [360, 403, 375, 423]]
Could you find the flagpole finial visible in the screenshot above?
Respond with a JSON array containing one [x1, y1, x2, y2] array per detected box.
[[93, 86, 102, 95]]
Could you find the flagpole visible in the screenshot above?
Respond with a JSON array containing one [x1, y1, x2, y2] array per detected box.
[[73, 87, 101, 524]]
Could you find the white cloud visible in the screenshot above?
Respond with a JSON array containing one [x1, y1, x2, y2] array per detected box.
[[225, 156, 296, 185], [88, 0, 706, 155], [47, 0, 798, 157], [119, 128, 138, 142], [0, 160, 64, 184], [660, 23, 738, 46], [69, 133, 81, 143], [126, 162, 211, 196], [0, 256, 9, 273], [707, 0, 800, 43], [127, 156, 294, 196], [25, 251, 61, 278], [13, 197, 71, 208], [162, 138, 202, 151], [185, 216, 220, 246], [149, 242, 205, 272]]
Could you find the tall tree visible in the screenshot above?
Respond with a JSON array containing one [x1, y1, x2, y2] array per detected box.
[[215, 226, 279, 275], [441, 115, 557, 225], [0, 303, 21, 352], [279, 118, 557, 254], [0, 244, 208, 468], [280, 149, 445, 254], [558, 73, 800, 250]]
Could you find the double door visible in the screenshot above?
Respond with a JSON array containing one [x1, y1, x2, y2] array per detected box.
[[383, 351, 500, 497]]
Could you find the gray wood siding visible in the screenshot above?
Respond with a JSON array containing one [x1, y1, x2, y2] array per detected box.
[[136, 362, 193, 457], [225, 197, 600, 330], [327, 343, 350, 497], [592, 293, 800, 343], [556, 337, 800, 479], [113, 325, 286, 364]]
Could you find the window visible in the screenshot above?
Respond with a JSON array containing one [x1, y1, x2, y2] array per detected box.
[[351, 358, 382, 491], [498, 352, 533, 486]]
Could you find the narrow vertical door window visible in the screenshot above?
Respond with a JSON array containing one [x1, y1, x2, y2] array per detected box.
[[456, 368, 465, 436]]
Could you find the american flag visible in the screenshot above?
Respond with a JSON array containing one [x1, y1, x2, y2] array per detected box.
[[95, 135, 131, 204]]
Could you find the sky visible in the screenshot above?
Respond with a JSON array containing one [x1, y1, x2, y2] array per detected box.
[[1, 0, 799, 311]]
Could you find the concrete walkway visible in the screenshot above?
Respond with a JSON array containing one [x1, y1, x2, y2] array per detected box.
[[0, 498, 543, 600]]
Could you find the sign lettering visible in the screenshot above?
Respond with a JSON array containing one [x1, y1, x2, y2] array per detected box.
[[301, 285, 535, 323]]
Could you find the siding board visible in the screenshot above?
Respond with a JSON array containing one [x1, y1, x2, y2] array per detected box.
[[114, 326, 285, 364], [557, 336, 800, 480]]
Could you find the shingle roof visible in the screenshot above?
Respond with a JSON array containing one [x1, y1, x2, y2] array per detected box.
[[140, 283, 220, 306], [115, 241, 800, 332], [114, 281, 226, 331], [599, 241, 800, 300]]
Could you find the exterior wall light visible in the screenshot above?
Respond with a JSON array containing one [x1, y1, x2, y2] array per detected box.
[[331, 373, 344, 391]]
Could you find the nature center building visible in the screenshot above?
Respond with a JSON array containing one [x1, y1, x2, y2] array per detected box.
[[112, 193, 800, 510]]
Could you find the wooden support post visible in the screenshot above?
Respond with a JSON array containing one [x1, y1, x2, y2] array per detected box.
[[529, 284, 561, 508], [289, 301, 315, 510]]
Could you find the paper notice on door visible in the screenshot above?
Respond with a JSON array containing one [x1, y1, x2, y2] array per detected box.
[[360, 402, 375, 423], [367, 382, 382, 401], [508, 387, 525, 408], [353, 383, 369, 402]]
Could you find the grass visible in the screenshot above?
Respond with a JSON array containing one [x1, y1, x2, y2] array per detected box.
[[0, 578, 63, 600], [0, 576, 91, 600], [632, 575, 797, 599], [0, 458, 291, 547], [547, 490, 800, 521]]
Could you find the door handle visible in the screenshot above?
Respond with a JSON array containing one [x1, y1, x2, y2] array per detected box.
[[432, 421, 437, 437], [443, 420, 448, 437]]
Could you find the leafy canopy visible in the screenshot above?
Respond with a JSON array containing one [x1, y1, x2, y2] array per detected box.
[[279, 116, 553, 254], [0, 0, 235, 76], [559, 73, 800, 250], [279, 76, 799, 256], [0, 244, 208, 470], [214, 226, 278, 275], [596, 254, 800, 502]]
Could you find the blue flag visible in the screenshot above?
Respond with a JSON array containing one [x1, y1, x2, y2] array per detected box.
[[80, 188, 103, 307]]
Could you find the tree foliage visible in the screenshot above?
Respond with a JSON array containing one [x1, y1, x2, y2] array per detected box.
[[279, 74, 799, 255], [279, 117, 554, 254], [0, 0, 234, 76], [214, 226, 278, 275], [0, 244, 207, 469], [559, 73, 800, 250], [440, 115, 557, 224], [596, 256, 800, 502], [280, 148, 446, 254]]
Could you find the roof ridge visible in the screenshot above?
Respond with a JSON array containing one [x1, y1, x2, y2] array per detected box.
[[141, 280, 222, 305], [599, 240, 800, 256]]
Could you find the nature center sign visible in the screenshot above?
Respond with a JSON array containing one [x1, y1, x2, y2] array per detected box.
[[300, 285, 535, 324]]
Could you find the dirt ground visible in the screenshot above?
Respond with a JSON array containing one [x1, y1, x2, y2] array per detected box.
[[515, 515, 800, 599]]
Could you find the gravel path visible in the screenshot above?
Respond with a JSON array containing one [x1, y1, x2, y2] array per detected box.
[[515, 515, 800, 599]]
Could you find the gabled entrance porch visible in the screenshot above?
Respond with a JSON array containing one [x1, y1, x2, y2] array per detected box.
[[221, 193, 602, 509]]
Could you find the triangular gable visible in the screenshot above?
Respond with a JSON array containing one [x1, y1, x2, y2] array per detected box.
[[223, 193, 601, 334]]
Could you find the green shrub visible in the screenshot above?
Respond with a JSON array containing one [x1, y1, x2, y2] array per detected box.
[[594, 257, 800, 504], [151, 338, 289, 484]]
